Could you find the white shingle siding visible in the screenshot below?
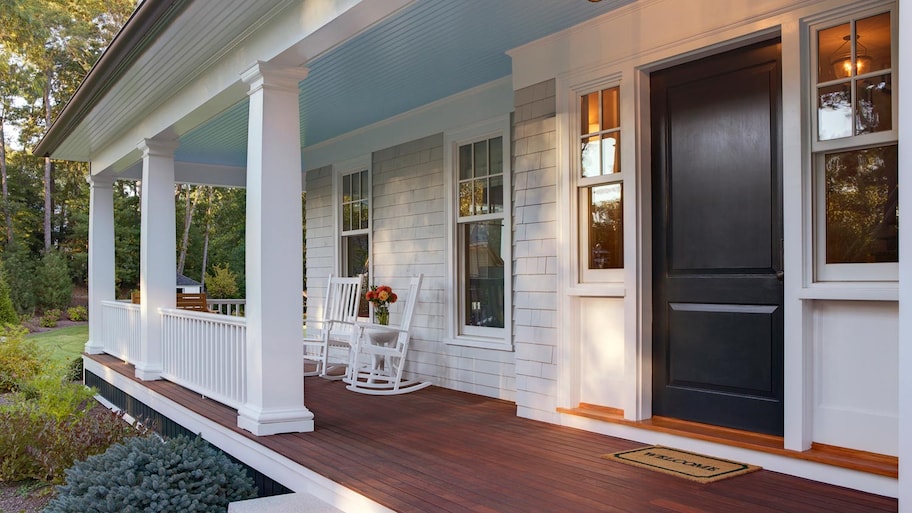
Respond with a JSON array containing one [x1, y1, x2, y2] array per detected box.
[[512, 79, 560, 423], [303, 165, 334, 326], [370, 134, 447, 385]]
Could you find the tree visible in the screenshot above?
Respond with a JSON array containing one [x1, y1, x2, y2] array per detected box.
[[2, 241, 37, 314], [113, 180, 140, 294], [0, 259, 18, 324], [35, 248, 72, 311], [0, 54, 30, 245], [204, 264, 239, 299], [1, 0, 134, 250]]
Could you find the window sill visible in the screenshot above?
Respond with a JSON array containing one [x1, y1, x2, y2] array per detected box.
[[798, 284, 898, 301], [566, 286, 626, 297], [445, 337, 513, 352]]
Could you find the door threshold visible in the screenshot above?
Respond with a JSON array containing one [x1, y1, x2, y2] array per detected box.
[[558, 403, 897, 478]]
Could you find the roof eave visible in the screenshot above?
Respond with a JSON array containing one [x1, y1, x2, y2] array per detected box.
[[33, 0, 191, 159]]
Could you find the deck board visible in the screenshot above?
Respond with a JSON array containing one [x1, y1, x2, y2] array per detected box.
[[87, 354, 897, 513]]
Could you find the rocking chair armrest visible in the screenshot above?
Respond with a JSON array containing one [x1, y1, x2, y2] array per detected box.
[[323, 319, 357, 332], [353, 320, 406, 334]]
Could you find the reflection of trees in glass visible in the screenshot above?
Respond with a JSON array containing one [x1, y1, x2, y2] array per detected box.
[[341, 171, 368, 231], [855, 75, 891, 135], [464, 222, 504, 328], [825, 145, 897, 264], [343, 234, 369, 317], [588, 184, 623, 269], [817, 86, 851, 140], [458, 138, 502, 216]]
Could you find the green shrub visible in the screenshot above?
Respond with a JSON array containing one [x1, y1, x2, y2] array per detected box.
[[47, 435, 257, 512], [40, 308, 62, 328], [204, 263, 239, 299], [35, 249, 73, 312], [66, 305, 88, 322], [0, 325, 46, 392], [64, 356, 84, 383], [0, 267, 18, 325], [2, 243, 37, 315], [0, 401, 142, 483], [18, 374, 96, 422]]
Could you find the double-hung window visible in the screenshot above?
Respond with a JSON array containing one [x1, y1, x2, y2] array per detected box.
[[578, 85, 623, 282], [811, 6, 897, 282], [447, 118, 512, 347], [340, 167, 370, 281]]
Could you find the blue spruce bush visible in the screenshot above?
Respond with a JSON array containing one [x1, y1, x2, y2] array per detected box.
[[46, 435, 257, 513]]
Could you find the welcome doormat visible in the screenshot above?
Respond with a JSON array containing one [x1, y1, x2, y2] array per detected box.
[[602, 446, 761, 483]]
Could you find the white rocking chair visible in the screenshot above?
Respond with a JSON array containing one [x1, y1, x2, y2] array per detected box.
[[303, 274, 362, 379], [346, 274, 430, 395]]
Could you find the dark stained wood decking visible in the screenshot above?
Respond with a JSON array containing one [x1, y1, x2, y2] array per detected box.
[[87, 354, 897, 513]]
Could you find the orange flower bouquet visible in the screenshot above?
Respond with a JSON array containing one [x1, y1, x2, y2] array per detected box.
[[365, 285, 397, 325]]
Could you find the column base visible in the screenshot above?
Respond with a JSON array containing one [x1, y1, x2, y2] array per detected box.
[[237, 405, 315, 436], [134, 363, 163, 381], [84, 340, 105, 355]]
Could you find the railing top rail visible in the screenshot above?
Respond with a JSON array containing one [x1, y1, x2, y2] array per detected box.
[[159, 307, 247, 327], [102, 300, 140, 310], [206, 299, 246, 305]]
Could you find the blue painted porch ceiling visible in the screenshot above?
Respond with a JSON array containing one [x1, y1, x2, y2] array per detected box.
[[175, 0, 627, 167]]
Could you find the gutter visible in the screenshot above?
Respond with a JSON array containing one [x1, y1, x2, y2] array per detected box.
[[33, 0, 191, 158]]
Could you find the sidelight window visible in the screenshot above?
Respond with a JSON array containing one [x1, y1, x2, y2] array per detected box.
[[578, 85, 624, 282], [811, 6, 897, 282]]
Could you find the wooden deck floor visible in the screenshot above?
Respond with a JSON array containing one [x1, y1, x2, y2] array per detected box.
[[88, 354, 897, 513]]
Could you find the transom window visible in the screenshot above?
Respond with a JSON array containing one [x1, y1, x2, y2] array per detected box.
[[812, 6, 897, 281], [578, 85, 623, 280]]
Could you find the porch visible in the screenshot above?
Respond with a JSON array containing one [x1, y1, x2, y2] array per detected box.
[[84, 353, 896, 513]]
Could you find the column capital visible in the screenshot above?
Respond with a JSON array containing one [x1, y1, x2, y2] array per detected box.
[[86, 174, 115, 188], [137, 137, 180, 158], [241, 61, 309, 95]]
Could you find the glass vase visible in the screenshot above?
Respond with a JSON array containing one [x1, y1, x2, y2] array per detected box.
[[375, 306, 389, 325]]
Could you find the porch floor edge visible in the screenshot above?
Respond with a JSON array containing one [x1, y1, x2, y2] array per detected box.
[[558, 404, 898, 495], [82, 355, 395, 513], [82, 354, 897, 511]]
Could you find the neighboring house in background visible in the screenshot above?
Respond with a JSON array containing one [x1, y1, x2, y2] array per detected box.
[[34, 0, 910, 508], [176, 273, 202, 294]]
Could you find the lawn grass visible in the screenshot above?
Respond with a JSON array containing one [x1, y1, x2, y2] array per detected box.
[[26, 325, 88, 366]]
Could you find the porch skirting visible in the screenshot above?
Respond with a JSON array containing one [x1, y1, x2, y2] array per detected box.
[[83, 357, 394, 513]]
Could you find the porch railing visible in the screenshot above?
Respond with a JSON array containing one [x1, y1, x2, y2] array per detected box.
[[160, 308, 247, 409], [101, 300, 141, 361], [206, 299, 246, 317]]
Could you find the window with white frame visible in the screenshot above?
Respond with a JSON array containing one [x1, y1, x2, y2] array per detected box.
[[812, 6, 897, 282], [578, 85, 623, 282], [447, 119, 512, 346], [340, 168, 370, 281], [458, 136, 506, 334]]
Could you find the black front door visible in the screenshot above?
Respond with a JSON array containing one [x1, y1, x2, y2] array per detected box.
[[650, 39, 784, 436]]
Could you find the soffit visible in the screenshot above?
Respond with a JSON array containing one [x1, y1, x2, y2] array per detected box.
[[54, 0, 630, 169], [176, 0, 630, 167], [52, 0, 295, 163]]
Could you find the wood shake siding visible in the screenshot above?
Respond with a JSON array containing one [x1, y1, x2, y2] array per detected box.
[[371, 134, 446, 386], [304, 165, 334, 319], [512, 79, 560, 422]]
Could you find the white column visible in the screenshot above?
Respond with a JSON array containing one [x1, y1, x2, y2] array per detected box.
[[134, 137, 178, 381], [85, 174, 115, 354], [236, 62, 313, 435], [897, 1, 910, 510]]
